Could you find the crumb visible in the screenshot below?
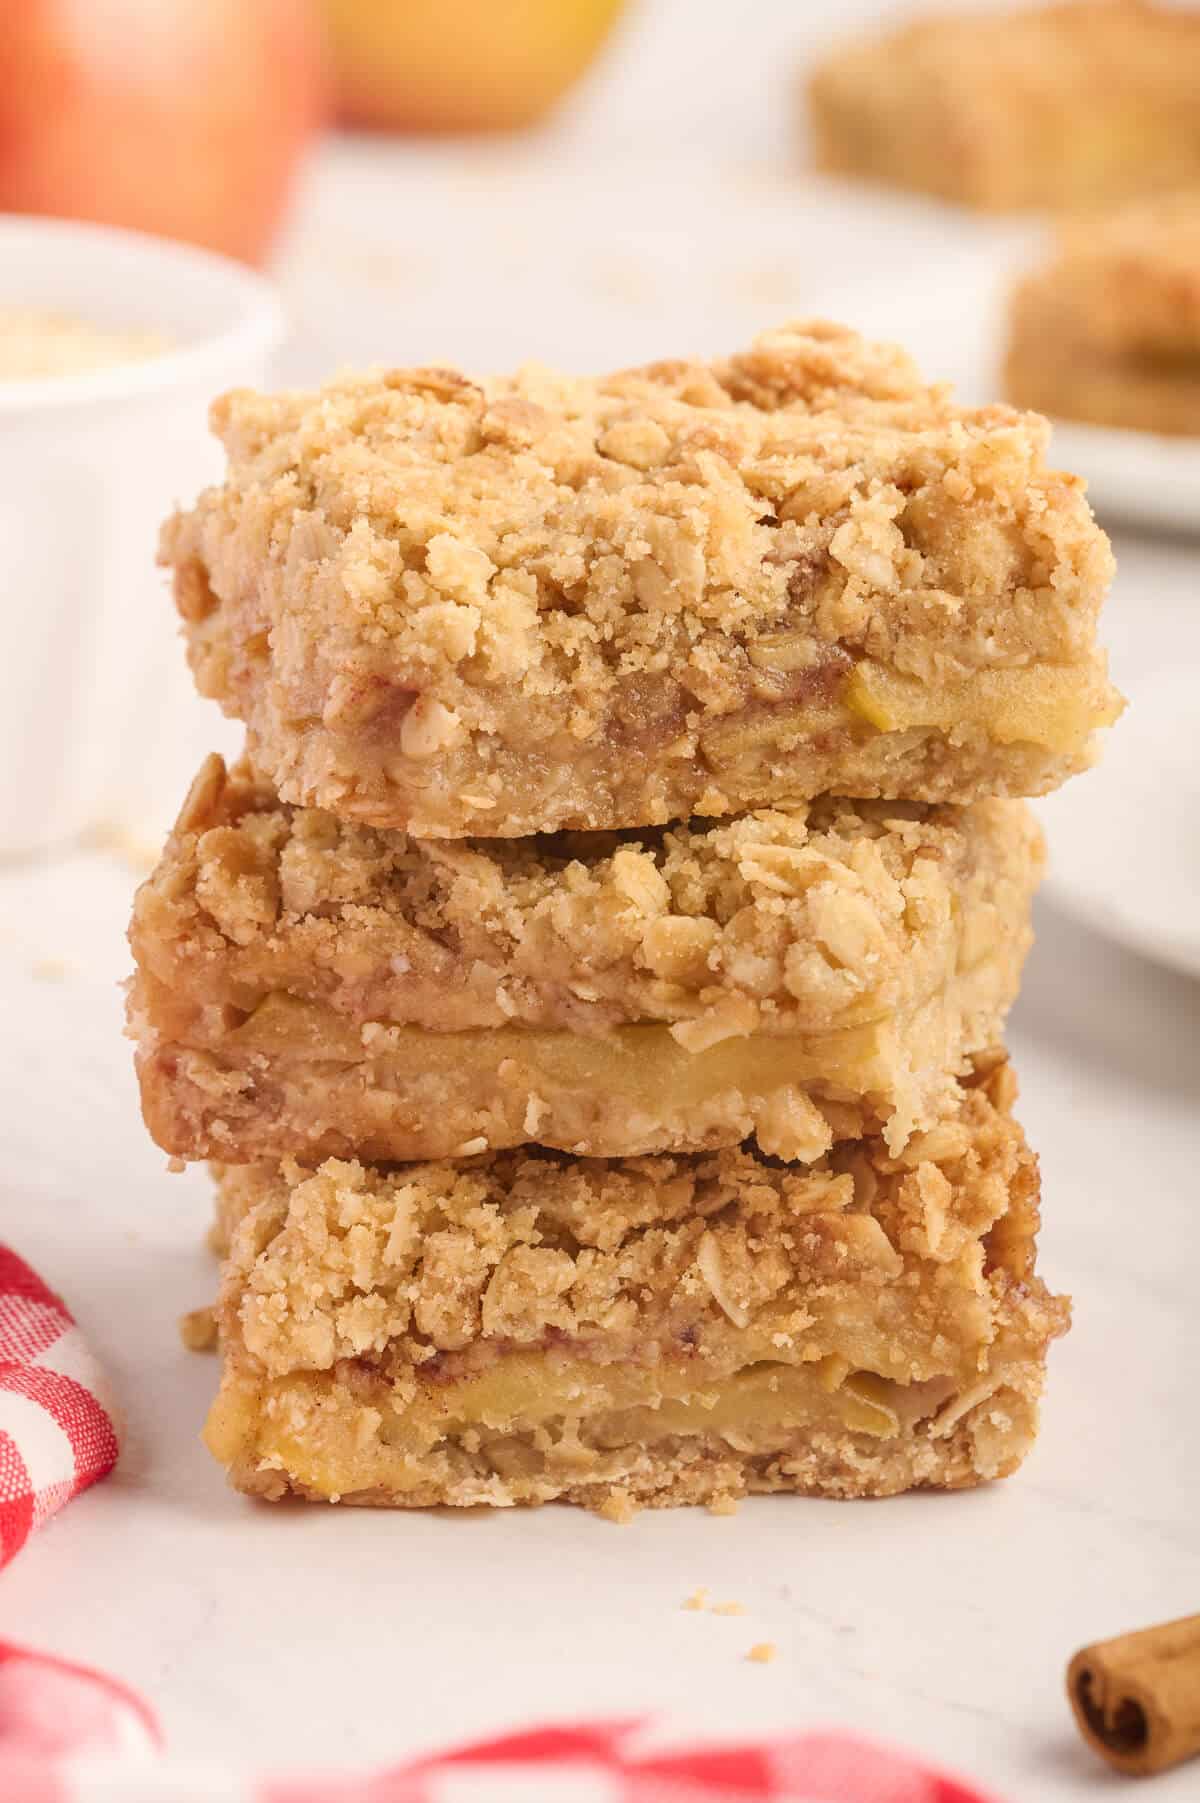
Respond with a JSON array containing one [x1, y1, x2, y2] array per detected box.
[[683, 1587, 711, 1612], [166, 1156, 186, 1174], [585, 256, 656, 305], [87, 820, 160, 873], [730, 265, 804, 307], [32, 958, 69, 981], [597, 1488, 639, 1524], [708, 1493, 739, 1517], [714, 1601, 747, 1617], [350, 248, 426, 292], [179, 1306, 218, 1353], [747, 1642, 778, 1664]]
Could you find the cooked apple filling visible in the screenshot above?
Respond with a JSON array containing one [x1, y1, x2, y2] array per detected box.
[[130, 757, 1041, 1164], [841, 660, 1123, 756], [205, 1352, 1023, 1508], [140, 971, 1014, 1163], [205, 1057, 1069, 1512]]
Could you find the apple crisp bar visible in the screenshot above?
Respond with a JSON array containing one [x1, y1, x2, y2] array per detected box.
[[204, 1055, 1069, 1512], [1005, 193, 1200, 436], [129, 754, 1042, 1165], [808, 2, 1200, 213], [160, 320, 1119, 837]]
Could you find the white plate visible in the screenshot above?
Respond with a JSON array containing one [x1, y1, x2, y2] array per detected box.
[[1040, 667, 1200, 979], [1046, 421, 1200, 537]]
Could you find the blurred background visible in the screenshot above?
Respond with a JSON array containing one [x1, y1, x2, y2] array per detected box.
[[272, 0, 1021, 385], [217, 0, 1037, 383], [0, 0, 1083, 379], [1, 4, 1197, 1792], [4, 0, 1196, 973]]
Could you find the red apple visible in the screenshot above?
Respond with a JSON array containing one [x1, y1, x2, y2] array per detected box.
[[320, 0, 629, 133], [0, 0, 326, 264]]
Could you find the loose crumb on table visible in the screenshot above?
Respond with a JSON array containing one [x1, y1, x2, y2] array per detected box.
[[86, 820, 163, 874], [597, 1488, 639, 1524], [179, 1307, 218, 1353], [31, 958, 70, 981], [747, 1643, 778, 1664]]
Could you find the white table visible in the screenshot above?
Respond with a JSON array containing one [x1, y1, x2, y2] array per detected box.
[[2, 6, 1197, 1793]]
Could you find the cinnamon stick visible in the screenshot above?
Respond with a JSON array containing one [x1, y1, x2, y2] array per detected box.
[[1067, 1614, 1200, 1777]]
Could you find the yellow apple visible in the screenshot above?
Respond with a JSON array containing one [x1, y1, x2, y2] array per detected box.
[[320, 0, 630, 132], [0, 0, 326, 264]]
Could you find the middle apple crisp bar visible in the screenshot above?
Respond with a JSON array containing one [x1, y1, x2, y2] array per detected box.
[[204, 1055, 1069, 1512], [129, 754, 1042, 1165]]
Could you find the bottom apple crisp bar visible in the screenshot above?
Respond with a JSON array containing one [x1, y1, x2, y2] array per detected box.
[[205, 1055, 1067, 1512]]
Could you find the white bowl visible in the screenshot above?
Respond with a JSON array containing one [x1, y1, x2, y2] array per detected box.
[[0, 217, 283, 855]]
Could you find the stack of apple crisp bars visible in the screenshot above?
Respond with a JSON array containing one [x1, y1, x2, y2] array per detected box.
[[128, 321, 1119, 1514]]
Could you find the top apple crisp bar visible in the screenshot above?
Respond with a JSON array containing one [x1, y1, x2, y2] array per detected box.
[[163, 320, 1119, 838], [808, 2, 1200, 214]]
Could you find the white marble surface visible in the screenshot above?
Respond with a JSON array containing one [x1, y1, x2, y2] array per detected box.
[[2, 3, 1198, 1794]]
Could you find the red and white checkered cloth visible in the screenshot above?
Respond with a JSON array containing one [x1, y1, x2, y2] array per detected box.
[[0, 1246, 120, 1568], [0, 1245, 1002, 1803], [0, 1658, 1002, 1802]]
